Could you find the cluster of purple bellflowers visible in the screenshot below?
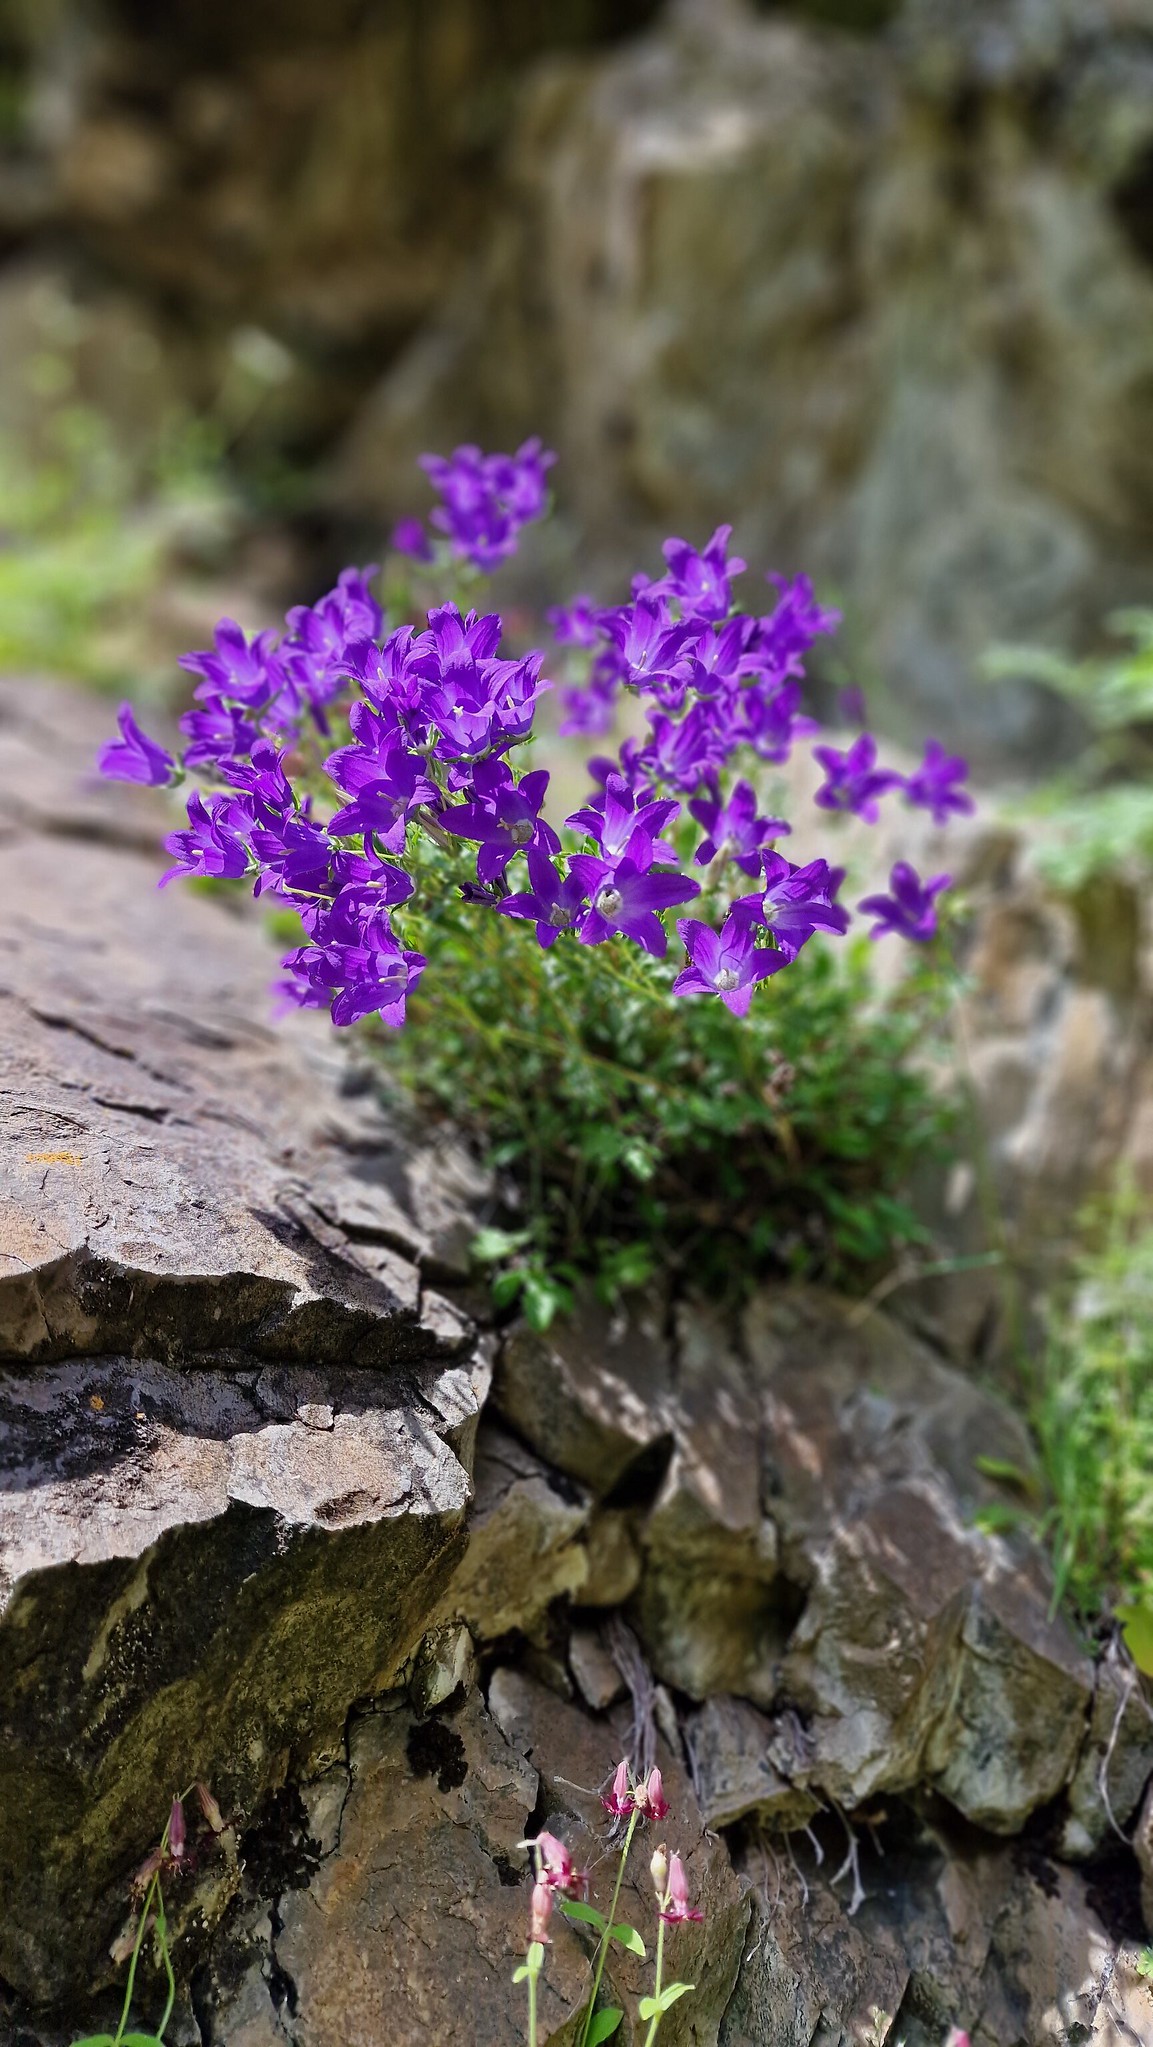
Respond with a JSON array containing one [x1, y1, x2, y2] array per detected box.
[[99, 440, 972, 1030]]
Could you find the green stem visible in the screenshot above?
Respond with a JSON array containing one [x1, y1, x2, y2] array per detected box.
[[527, 1957, 538, 2047], [643, 1915, 667, 2047], [155, 1888, 176, 2042], [579, 1809, 638, 2047], [112, 1873, 158, 2046]]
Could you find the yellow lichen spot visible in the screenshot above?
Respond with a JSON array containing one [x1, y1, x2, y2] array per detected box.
[[26, 1151, 84, 1164], [89, 1394, 105, 1412]]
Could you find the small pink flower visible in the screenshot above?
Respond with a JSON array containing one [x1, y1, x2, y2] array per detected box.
[[534, 1831, 574, 1890], [636, 1766, 670, 1821], [659, 1852, 704, 1925], [602, 1759, 635, 1817], [168, 1797, 186, 1860], [944, 2033, 970, 2047], [530, 1878, 554, 1944]]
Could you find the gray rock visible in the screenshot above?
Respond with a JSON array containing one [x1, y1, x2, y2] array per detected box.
[[685, 1697, 820, 1833], [423, 1423, 591, 1643], [491, 1291, 673, 1494], [1060, 1648, 1153, 1859]]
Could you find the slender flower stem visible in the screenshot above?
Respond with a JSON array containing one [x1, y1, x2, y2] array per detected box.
[[527, 1958, 539, 2047], [112, 1873, 160, 2047], [643, 1915, 667, 2047], [578, 1810, 639, 2047]]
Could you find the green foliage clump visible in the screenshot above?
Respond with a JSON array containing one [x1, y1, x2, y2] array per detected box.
[[1031, 1182, 1153, 1650], [985, 609, 1153, 888], [0, 394, 231, 691], [379, 832, 955, 1328]]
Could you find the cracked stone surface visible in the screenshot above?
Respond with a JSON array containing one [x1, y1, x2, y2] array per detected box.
[[0, 683, 490, 2004]]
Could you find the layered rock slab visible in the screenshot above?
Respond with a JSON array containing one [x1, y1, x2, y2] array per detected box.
[[0, 683, 489, 2002]]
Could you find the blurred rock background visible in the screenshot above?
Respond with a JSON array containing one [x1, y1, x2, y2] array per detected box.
[[1, 0, 1152, 761]]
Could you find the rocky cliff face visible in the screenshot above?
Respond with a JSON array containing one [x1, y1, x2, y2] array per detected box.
[[2, 686, 1153, 2044], [3, 1, 1152, 764]]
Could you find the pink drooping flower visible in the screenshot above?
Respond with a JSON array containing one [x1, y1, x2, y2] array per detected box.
[[659, 1852, 704, 1925], [530, 1878, 554, 1944], [168, 1796, 186, 1860], [635, 1767, 670, 1821], [602, 1759, 635, 1817], [531, 1830, 588, 1900]]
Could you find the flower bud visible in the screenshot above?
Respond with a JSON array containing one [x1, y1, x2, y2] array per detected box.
[[602, 1758, 635, 1817], [534, 1830, 574, 1891], [530, 1878, 554, 1945], [196, 1781, 225, 1835], [640, 1766, 670, 1821], [944, 2033, 970, 2047], [650, 1842, 669, 1899], [168, 1796, 186, 1860]]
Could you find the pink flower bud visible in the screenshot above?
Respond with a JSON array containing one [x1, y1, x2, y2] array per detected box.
[[196, 1781, 225, 1835], [534, 1831, 573, 1891], [639, 1766, 670, 1821], [601, 1758, 635, 1817], [530, 1878, 554, 1944], [168, 1796, 186, 1860], [659, 1852, 704, 1925], [944, 2033, 970, 2047]]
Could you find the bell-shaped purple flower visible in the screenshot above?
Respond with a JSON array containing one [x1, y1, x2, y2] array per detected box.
[[566, 775, 680, 866], [734, 851, 850, 959], [98, 704, 176, 787], [178, 619, 282, 709], [654, 524, 746, 623], [160, 791, 252, 886], [690, 780, 788, 873], [858, 861, 951, 941], [499, 846, 588, 948], [569, 853, 700, 957], [902, 740, 974, 825], [673, 912, 788, 1016], [442, 760, 560, 883], [813, 733, 901, 823]]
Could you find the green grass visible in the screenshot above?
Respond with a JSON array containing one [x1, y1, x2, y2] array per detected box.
[[1031, 1181, 1153, 1645]]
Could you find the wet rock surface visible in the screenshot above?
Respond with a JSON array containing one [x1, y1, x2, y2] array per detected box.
[[2, 686, 1153, 2044]]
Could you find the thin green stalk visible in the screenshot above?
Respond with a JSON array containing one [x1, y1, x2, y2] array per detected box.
[[155, 1892, 176, 2041], [578, 1810, 638, 2047], [643, 1916, 667, 2047], [112, 1873, 159, 2047], [527, 1959, 538, 2047]]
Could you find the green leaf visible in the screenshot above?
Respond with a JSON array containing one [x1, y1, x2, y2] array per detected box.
[[512, 1966, 529, 1984], [560, 1898, 606, 1932], [608, 1921, 646, 1958], [1117, 1605, 1153, 1677], [491, 1268, 526, 1309], [586, 2009, 624, 2045], [70, 2036, 116, 2045], [638, 1998, 658, 2021], [118, 2035, 168, 2046], [523, 1272, 571, 1333], [471, 1226, 532, 1264], [657, 1982, 695, 2012]]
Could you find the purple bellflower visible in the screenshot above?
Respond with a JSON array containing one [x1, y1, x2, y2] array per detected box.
[[178, 619, 282, 709], [391, 516, 434, 563], [161, 791, 252, 887], [499, 847, 589, 948], [566, 775, 680, 865], [98, 705, 176, 787], [568, 852, 700, 956], [691, 780, 789, 873], [812, 733, 902, 823], [858, 861, 951, 942], [547, 595, 602, 648], [902, 740, 974, 825], [734, 850, 850, 959], [653, 524, 746, 623], [442, 758, 560, 883], [673, 912, 787, 1016]]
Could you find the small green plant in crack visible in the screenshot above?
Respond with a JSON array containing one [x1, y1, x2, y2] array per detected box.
[[72, 1785, 230, 2047]]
